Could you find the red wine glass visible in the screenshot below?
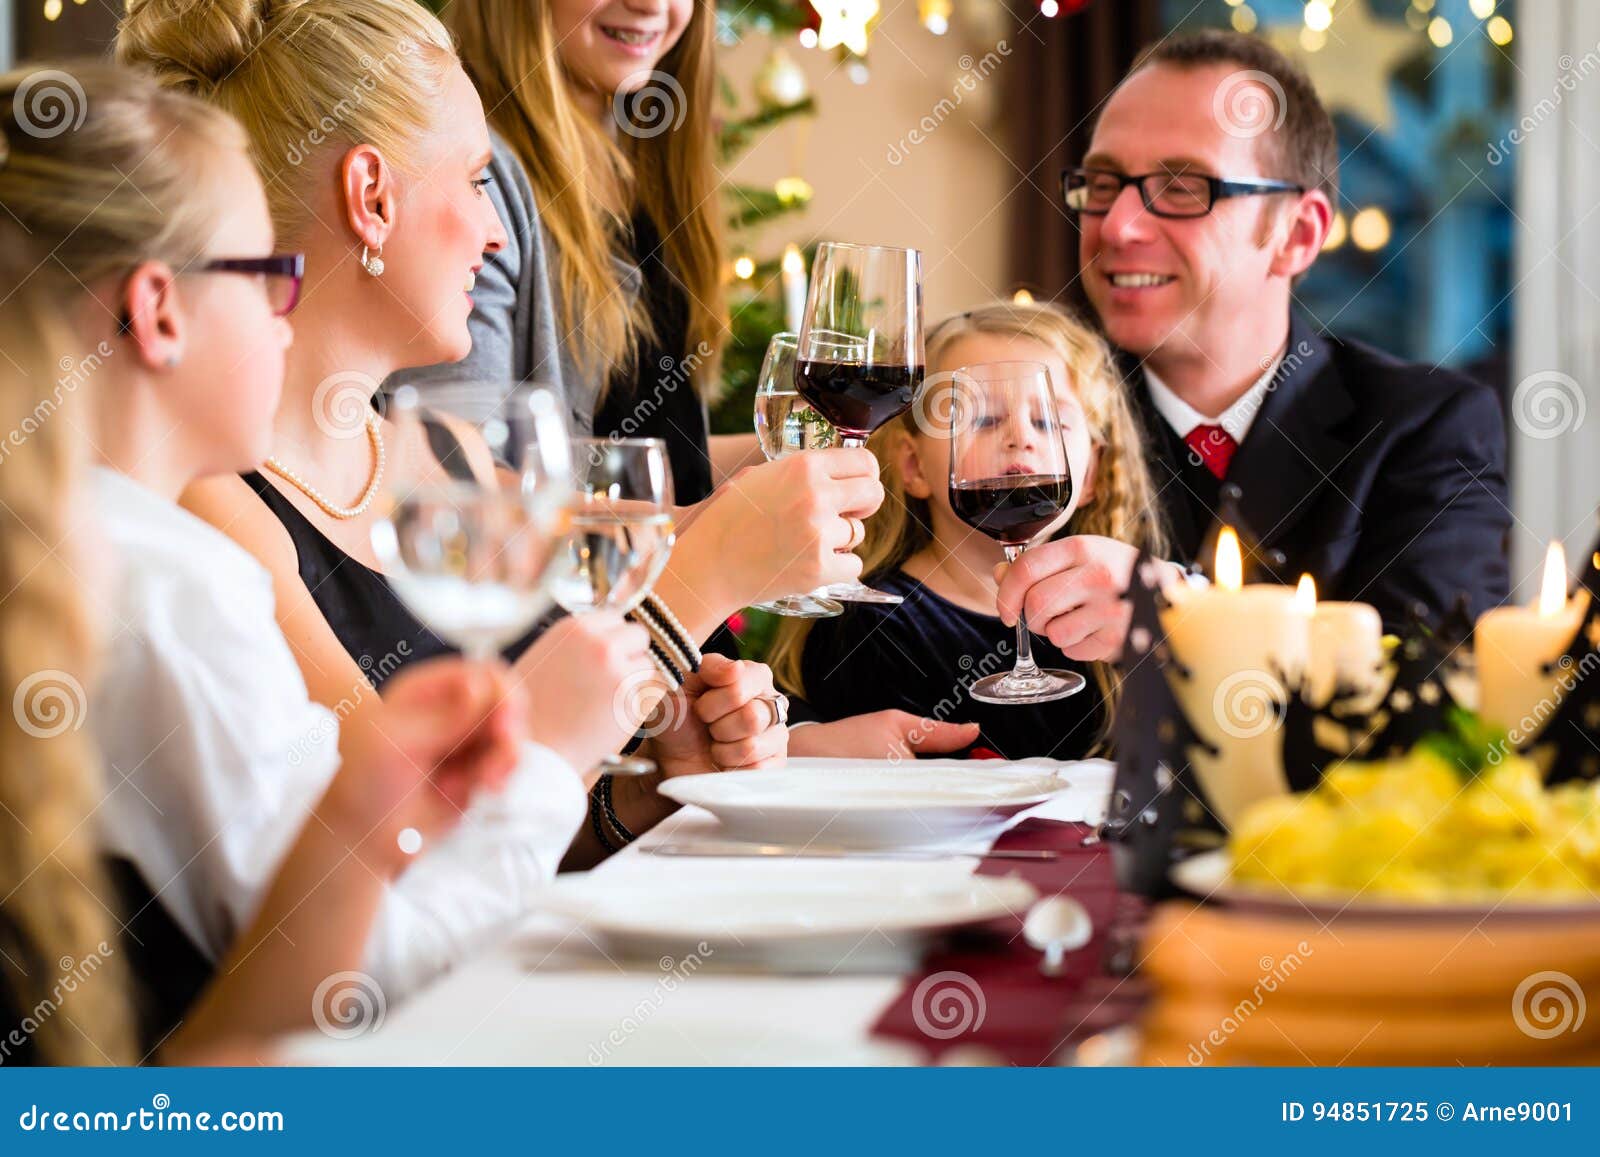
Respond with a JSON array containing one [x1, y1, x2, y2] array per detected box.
[[947, 362, 1085, 705], [795, 242, 924, 605]]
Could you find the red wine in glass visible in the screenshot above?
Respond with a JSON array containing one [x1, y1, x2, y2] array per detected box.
[[950, 473, 1074, 546], [794, 361, 924, 441]]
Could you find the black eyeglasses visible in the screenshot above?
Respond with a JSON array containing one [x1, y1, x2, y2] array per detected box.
[[194, 254, 305, 316], [1061, 168, 1305, 220]]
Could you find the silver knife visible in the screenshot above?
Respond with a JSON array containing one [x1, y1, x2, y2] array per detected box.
[[640, 841, 1059, 861]]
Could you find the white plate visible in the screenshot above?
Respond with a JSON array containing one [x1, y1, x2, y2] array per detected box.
[[542, 874, 1038, 971], [656, 761, 1077, 849], [1172, 849, 1600, 921]]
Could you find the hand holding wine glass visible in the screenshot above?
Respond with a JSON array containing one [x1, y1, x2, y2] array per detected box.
[[947, 362, 1085, 705], [794, 242, 924, 605], [751, 331, 846, 619]]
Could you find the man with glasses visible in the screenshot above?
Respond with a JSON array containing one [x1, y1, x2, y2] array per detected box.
[[996, 29, 1509, 658]]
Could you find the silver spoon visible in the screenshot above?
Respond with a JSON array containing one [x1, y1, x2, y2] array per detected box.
[[1022, 895, 1094, 976]]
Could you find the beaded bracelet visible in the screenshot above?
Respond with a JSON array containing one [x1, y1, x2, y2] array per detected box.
[[597, 773, 637, 845], [588, 780, 622, 853]]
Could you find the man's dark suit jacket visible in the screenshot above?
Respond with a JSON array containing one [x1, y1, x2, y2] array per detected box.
[[1126, 312, 1511, 631]]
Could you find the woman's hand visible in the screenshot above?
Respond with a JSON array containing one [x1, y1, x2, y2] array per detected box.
[[330, 658, 527, 874], [655, 449, 885, 635], [512, 613, 655, 772], [645, 654, 788, 775], [788, 709, 980, 763]]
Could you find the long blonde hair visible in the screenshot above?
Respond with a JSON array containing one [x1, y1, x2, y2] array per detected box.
[[117, 0, 459, 245], [770, 301, 1168, 751], [0, 257, 134, 1067], [0, 58, 254, 1065], [449, 0, 727, 398]]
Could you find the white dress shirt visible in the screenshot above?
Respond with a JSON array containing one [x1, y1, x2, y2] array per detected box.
[[91, 468, 586, 1000], [1143, 346, 1286, 445]]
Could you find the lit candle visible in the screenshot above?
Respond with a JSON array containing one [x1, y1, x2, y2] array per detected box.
[[1159, 528, 1311, 828], [1298, 573, 1385, 708], [781, 243, 807, 334], [1476, 540, 1584, 734]]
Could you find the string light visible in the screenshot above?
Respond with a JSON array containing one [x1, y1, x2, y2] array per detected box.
[[43, 0, 62, 20], [919, 0, 952, 35], [1300, 27, 1327, 52], [1487, 15, 1513, 45], [774, 176, 814, 205], [1303, 1, 1332, 33], [733, 255, 756, 280], [1468, 0, 1495, 18], [1040, 0, 1060, 16], [1351, 207, 1391, 251], [1012, 288, 1035, 305], [798, 28, 819, 49], [1231, 4, 1258, 33], [1428, 16, 1453, 47]]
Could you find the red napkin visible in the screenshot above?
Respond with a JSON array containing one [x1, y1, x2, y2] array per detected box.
[[870, 820, 1146, 1065]]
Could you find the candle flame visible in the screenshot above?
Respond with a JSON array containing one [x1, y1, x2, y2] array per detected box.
[[781, 243, 805, 275], [1538, 539, 1568, 617], [1294, 573, 1317, 613], [1215, 526, 1242, 592]]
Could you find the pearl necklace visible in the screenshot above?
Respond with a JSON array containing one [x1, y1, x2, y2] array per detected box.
[[262, 412, 386, 520]]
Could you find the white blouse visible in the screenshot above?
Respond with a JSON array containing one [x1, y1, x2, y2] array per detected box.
[[90, 468, 587, 1000]]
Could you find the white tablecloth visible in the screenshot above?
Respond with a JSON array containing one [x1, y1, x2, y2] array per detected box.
[[284, 759, 1114, 1066]]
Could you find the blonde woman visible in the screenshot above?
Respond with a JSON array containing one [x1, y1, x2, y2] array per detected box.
[[393, 0, 884, 655], [0, 63, 529, 1061], [771, 302, 1175, 760], [117, 0, 788, 864]]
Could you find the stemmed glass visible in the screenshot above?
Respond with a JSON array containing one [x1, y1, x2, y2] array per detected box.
[[794, 242, 924, 605], [549, 437, 677, 774], [946, 362, 1085, 705], [372, 383, 571, 662], [751, 332, 845, 619]]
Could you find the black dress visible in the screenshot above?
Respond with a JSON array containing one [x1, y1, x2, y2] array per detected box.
[[592, 210, 715, 506], [798, 569, 1107, 761], [242, 472, 543, 686]]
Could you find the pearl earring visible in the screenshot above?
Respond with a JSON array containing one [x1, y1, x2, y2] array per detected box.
[[361, 244, 385, 277]]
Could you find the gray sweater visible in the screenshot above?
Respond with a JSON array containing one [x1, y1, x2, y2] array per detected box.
[[386, 131, 599, 431]]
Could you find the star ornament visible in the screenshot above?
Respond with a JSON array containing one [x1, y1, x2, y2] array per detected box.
[[1264, 0, 1419, 131], [812, 0, 879, 57]]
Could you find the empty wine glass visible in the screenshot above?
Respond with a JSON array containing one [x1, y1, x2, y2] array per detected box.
[[946, 362, 1085, 705], [550, 437, 677, 775], [371, 383, 571, 662], [751, 332, 844, 619], [794, 242, 924, 604]]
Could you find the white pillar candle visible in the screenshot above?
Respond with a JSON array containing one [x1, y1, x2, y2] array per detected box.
[[1476, 541, 1583, 735], [781, 243, 807, 334], [1299, 574, 1385, 708], [1159, 528, 1311, 829]]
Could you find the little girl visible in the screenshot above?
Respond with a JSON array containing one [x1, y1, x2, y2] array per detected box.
[[773, 301, 1169, 760]]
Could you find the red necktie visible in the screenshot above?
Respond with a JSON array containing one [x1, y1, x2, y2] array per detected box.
[[1184, 424, 1238, 480]]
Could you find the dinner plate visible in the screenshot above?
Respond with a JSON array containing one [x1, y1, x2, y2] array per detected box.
[[1171, 849, 1600, 921], [542, 874, 1038, 971], [656, 760, 1078, 849]]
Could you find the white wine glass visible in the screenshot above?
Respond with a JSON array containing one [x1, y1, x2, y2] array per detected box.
[[371, 383, 571, 662], [751, 332, 845, 619], [551, 437, 677, 775]]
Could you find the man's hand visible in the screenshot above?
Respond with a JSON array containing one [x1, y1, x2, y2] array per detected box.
[[647, 654, 787, 775], [993, 534, 1151, 663]]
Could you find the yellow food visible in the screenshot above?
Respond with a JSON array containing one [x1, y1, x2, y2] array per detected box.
[[1230, 750, 1600, 901]]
